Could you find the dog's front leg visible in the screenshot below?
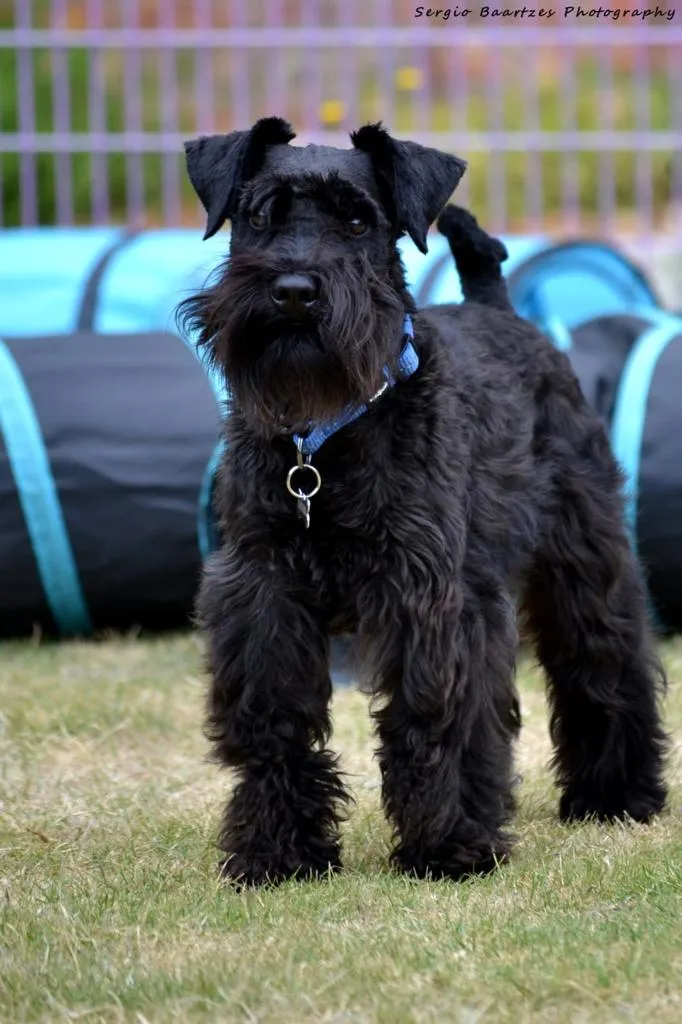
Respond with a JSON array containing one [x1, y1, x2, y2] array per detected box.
[[197, 548, 349, 886], [361, 572, 519, 880]]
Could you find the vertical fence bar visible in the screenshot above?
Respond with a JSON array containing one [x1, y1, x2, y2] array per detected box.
[[411, 0, 431, 137], [51, 0, 73, 224], [376, 0, 395, 128], [231, 0, 250, 127], [561, 44, 580, 233], [193, 0, 214, 133], [302, 0, 322, 132], [522, 46, 543, 231], [448, 42, 470, 208], [159, 0, 181, 224], [338, 0, 358, 130], [633, 39, 653, 247], [486, 47, 506, 231], [87, 0, 109, 223], [122, 0, 145, 225], [597, 41, 615, 235], [418, 37, 433, 135], [15, 0, 38, 224], [669, 41, 682, 231], [266, 0, 287, 121]]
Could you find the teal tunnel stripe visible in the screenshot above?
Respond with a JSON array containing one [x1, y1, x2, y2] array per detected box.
[[0, 340, 92, 635], [198, 439, 225, 560], [610, 316, 681, 631], [182, 339, 228, 560], [542, 316, 573, 352], [610, 317, 681, 552]]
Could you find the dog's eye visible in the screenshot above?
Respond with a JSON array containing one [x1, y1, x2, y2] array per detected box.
[[250, 211, 267, 230], [348, 217, 368, 236]]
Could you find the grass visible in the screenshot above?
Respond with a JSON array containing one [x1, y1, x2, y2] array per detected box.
[[1, 633, 681, 1023]]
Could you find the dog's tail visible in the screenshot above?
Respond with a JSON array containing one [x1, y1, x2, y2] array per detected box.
[[436, 205, 512, 311]]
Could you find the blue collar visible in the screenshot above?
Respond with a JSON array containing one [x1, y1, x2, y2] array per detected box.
[[292, 314, 418, 457]]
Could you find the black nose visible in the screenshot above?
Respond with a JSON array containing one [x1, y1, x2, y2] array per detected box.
[[271, 273, 319, 314]]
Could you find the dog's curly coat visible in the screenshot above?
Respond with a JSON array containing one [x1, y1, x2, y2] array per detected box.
[[180, 118, 668, 885]]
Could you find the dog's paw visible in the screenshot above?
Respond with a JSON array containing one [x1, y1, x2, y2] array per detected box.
[[390, 834, 511, 882], [219, 845, 342, 889], [559, 785, 667, 825]]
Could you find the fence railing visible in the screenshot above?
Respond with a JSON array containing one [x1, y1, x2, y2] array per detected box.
[[1, 1, 680, 251]]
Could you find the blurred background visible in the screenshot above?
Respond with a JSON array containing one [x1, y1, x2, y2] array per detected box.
[[1, 2, 680, 276], [1, 2, 682, 645]]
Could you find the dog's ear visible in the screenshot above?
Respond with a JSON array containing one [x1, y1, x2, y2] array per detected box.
[[185, 117, 296, 239], [351, 122, 466, 254]]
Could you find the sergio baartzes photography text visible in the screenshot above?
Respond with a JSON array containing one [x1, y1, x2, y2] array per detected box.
[[415, 4, 676, 19]]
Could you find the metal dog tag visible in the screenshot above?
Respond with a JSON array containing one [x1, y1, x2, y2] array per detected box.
[[286, 445, 322, 530], [297, 495, 311, 529]]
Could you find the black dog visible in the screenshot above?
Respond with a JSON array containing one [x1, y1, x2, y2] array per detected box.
[[180, 118, 668, 885]]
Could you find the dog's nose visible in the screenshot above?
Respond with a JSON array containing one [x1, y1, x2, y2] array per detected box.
[[271, 273, 319, 314]]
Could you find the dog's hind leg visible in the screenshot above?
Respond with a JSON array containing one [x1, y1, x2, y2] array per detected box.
[[522, 383, 668, 824], [361, 567, 520, 880], [197, 549, 349, 886]]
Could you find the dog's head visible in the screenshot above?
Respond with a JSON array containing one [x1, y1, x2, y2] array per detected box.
[[179, 118, 465, 436]]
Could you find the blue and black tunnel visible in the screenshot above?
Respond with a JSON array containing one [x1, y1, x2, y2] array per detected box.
[[1, 228, 681, 638]]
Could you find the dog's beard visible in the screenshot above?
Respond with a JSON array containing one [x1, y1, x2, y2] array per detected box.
[[182, 252, 406, 437]]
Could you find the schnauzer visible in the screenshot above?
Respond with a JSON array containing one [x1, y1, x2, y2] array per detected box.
[[180, 118, 668, 885]]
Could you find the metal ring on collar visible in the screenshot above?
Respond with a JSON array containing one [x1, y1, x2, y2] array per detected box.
[[286, 463, 322, 499]]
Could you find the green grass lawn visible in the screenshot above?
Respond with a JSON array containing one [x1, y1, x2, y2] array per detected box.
[[1, 633, 681, 1023]]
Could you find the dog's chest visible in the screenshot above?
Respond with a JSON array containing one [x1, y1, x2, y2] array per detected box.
[[292, 461, 447, 630], [301, 537, 376, 633]]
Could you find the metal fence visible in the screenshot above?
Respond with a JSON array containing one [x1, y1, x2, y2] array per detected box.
[[1, 1, 681, 251]]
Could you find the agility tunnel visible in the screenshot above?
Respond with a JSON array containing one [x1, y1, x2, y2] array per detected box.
[[1, 228, 681, 638], [537, 305, 682, 630], [609, 310, 682, 630], [0, 330, 220, 637], [0, 230, 225, 638]]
